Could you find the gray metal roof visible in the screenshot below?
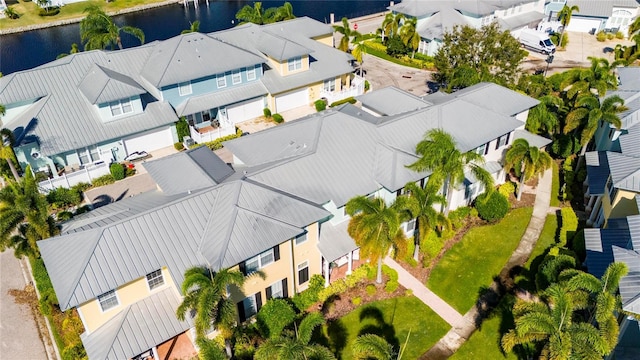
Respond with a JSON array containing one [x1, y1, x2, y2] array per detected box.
[[568, 0, 639, 18], [38, 179, 329, 310], [628, 214, 640, 249], [262, 16, 333, 39], [608, 151, 640, 193], [318, 220, 358, 262], [255, 31, 313, 61], [586, 151, 609, 195], [619, 124, 640, 157], [415, 6, 473, 40], [144, 146, 234, 195], [357, 86, 431, 116], [513, 129, 552, 149], [81, 288, 193, 360], [390, 0, 527, 18], [612, 246, 640, 315], [175, 82, 268, 116], [140, 32, 265, 88], [497, 11, 545, 31], [78, 64, 146, 105], [585, 227, 632, 278], [373, 143, 426, 192]]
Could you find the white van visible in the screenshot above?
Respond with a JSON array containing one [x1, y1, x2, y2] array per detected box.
[[518, 29, 556, 55]]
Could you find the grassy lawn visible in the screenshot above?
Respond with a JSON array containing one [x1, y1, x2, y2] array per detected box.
[[326, 296, 450, 360], [0, 0, 168, 31], [550, 161, 560, 207], [427, 207, 533, 313]]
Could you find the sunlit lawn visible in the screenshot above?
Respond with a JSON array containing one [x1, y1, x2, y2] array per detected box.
[[427, 207, 533, 313]]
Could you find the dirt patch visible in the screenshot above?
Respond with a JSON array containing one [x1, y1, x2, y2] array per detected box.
[[322, 278, 407, 321], [8, 285, 53, 349], [510, 193, 536, 209]]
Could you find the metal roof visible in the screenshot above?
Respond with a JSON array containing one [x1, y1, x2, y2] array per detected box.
[[373, 143, 426, 192], [389, 0, 528, 18], [175, 81, 268, 116], [357, 86, 431, 116], [144, 146, 234, 195], [513, 129, 552, 149], [38, 179, 329, 310], [612, 246, 640, 315], [584, 227, 632, 278], [255, 31, 313, 61], [415, 6, 473, 40], [81, 288, 193, 360], [318, 220, 358, 262], [497, 11, 545, 31], [620, 124, 640, 157], [568, 0, 639, 18], [586, 151, 610, 195], [608, 152, 640, 193], [628, 214, 640, 249], [262, 16, 333, 39], [78, 64, 146, 105]]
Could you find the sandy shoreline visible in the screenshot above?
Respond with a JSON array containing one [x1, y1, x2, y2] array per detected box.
[[0, 0, 181, 35]]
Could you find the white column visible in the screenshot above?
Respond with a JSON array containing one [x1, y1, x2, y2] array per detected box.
[[152, 346, 160, 360], [588, 195, 603, 225], [347, 251, 353, 275], [323, 258, 330, 287], [586, 194, 596, 211]]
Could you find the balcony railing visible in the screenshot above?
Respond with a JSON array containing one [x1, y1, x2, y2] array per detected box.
[[189, 115, 236, 144], [38, 162, 111, 193], [320, 75, 366, 105]]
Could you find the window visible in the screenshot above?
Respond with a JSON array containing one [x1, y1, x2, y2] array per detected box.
[[268, 281, 284, 299], [98, 289, 119, 311], [178, 81, 192, 96], [298, 261, 309, 285], [288, 56, 302, 72], [109, 99, 133, 117], [247, 67, 257, 81], [607, 177, 616, 199], [89, 145, 99, 162], [405, 219, 416, 233], [475, 143, 487, 155], [295, 233, 308, 246], [146, 269, 164, 290], [496, 134, 509, 149], [217, 74, 227, 88], [238, 293, 262, 321], [243, 247, 278, 274], [78, 148, 90, 165], [323, 79, 335, 92], [232, 70, 242, 85]]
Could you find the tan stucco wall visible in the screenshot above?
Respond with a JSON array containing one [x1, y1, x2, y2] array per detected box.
[[610, 190, 640, 219], [77, 267, 175, 333], [266, 55, 310, 76], [308, 82, 324, 104], [313, 35, 333, 47], [292, 222, 322, 293]]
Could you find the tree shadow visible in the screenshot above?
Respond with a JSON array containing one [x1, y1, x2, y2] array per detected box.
[[357, 305, 400, 353], [91, 194, 113, 208], [115, 189, 129, 202], [325, 319, 348, 358]]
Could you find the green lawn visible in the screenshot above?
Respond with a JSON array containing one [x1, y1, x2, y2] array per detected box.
[[427, 207, 533, 313], [326, 296, 450, 360], [550, 161, 560, 207]]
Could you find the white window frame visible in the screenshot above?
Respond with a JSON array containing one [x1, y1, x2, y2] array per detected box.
[[217, 74, 227, 88], [178, 81, 192, 96], [297, 260, 309, 285], [146, 269, 165, 291], [498, 134, 508, 148], [475, 143, 487, 155], [97, 289, 119, 312], [246, 67, 257, 81], [288, 56, 302, 72], [295, 232, 308, 246], [269, 281, 284, 299], [109, 98, 133, 117], [245, 248, 275, 274], [232, 70, 242, 85], [242, 294, 258, 319], [323, 79, 335, 92]]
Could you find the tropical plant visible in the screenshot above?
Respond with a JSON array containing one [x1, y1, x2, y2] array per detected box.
[[181, 20, 200, 34], [564, 94, 627, 156], [254, 312, 336, 360], [474, 191, 509, 222], [80, 5, 145, 50], [0, 128, 21, 182], [629, 15, 640, 38], [236, 2, 266, 25], [274, 2, 295, 22], [3, 6, 19, 19], [504, 138, 553, 200], [0, 167, 57, 258], [57, 43, 81, 59], [399, 17, 420, 58], [334, 17, 362, 52], [525, 95, 563, 136], [256, 299, 297, 340], [398, 179, 449, 261], [346, 196, 408, 283], [558, 4, 580, 49], [408, 129, 494, 215], [380, 12, 404, 42], [560, 57, 620, 99], [196, 337, 227, 360], [613, 43, 640, 65], [351, 37, 367, 76], [352, 334, 394, 360], [176, 267, 249, 357], [36, 0, 51, 14]]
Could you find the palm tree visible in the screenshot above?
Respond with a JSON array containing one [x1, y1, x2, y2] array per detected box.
[[525, 95, 563, 136], [351, 37, 367, 77], [3, 6, 19, 19], [0, 128, 21, 182], [80, 5, 145, 51], [196, 337, 227, 360], [408, 129, 494, 216], [352, 334, 394, 360], [564, 94, 627, 156], [504, 139, 553, 201], [56, 43, 80, 59], [628, 14, 640, 38], [275, 2, 295, 22], [334, 17, 361, 52], [399, 179, 449, 261], [346, 196, 408, 284], [0, 167, 57, 258], [380, 12, 404, 42], [558, 4, 579, 49], [181, 20, 200, 34], [561, 57, 620, 99], [399, 17, 420, 58], [254, 312, 336, 360], [235, 2, 266, 25], [502, 284, 610, 359], [176, 267, 248, 357]]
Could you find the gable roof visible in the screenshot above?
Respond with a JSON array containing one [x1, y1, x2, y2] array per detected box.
[[585, 225, 632, 278], [357, 86, 431, 116], [612, 246, 640, 315], [567, 0, 639, 18], [255, 31, 313, 61], [389, 0, 527, 18], [78, 64, 146, 105], [608, 152, 640, 193], [38, 179, 329, 310], [619, 124, 640, 157]]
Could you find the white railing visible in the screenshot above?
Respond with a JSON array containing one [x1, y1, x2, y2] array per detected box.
[[320, 76, 366, 105], [189, 125, 236, 144], [38, 162, 111, 193]]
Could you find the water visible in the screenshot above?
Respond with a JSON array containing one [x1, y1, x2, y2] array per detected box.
[[0, 0, 391, 75]]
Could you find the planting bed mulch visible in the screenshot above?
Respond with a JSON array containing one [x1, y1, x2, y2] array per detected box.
[[9, 285, 53, 349], [510, 193, 536, 208]]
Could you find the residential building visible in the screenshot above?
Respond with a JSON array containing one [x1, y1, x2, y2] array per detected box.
[[545, 0, 640, 36], [388, 0, 546, 56], [0, 17, 360, 190], [38, 83, 543, 359]]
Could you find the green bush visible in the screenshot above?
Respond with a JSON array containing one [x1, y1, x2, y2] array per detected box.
[[596, 31, 607, 42], [616, 31, 625, 39], [272, 113, 284, 123], [366, 284, 376, 296], [174, 142, 184, 151], [317, 265, 371, 303], [386, 35, 410, 56], [109, 163, 125, 181], [365, 40, 387, 52], [551, 134, 580, 158], [125, 166, 136, 177], [329, 97, 357, 107], [352, 296, 362, 306], [92, 174, 115, 187], [475, 192, 509, 222], [385, 280, 399, 293], [199, 130, 243, 151], [46, 187, 82, 209], [30, 258, 58, 316], [314, 99, 327, 112], [499, 182, 516, 200], [364, 80, 370, 92], [291, 274, 324, 311], [38, 7, 60, 16], [256, 299, 296, 339], [263, 108, 272, 118], [56, 211, 74, 221], [607, 33, 615, 40], [559, 207, 578, 246], [448, 206, 472, 229], [176, 117, 190, 142], [572, 229, 586, 262], [72, 182, 91, 193]]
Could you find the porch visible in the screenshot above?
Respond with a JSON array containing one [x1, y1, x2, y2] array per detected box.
[[320, 75, 366, 105], [38, 162, 111, 193], [318, 220, 361, 287]]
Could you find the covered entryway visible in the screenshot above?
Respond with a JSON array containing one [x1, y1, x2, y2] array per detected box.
[[275, 88, 309, 113], [123, 127, 174, 155], [226, 97, 264, 124]]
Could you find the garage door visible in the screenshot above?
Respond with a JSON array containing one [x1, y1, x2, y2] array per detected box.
[[275, 88, 309, 113], [566, 18, 603, 33], [226, 97, 265, 124], [124, 127, 174, 154]]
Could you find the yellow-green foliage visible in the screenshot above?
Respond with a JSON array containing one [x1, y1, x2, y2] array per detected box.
[[196, 130, 242, 150], [596, 31, 607, 42], [499, 182, 516, 200], [420, 231, 445, 261], [317, 264, 372, 302], [352, 296, 362, 306], [364, 40, 387, 52], [382, 265, 399, 293], [559, 207, 578, 246]]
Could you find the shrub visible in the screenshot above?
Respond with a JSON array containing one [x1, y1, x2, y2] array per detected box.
[[420, 231, 444, 261], [256, 299, 296, 339], [596, 31, 607, 42], [46, 187, 82, 209], [200, 131, 242, 151], [71, 182, 91, 193], [329, 97, 357, 107], [499, 182, 516, 200], [317, 265, 371, 303], [364, 80, 370, 92], [291, 274, 324, 311], [366, 284, 376, 296], [125, 166, 136, 178], [352, 296, 362, 306], [174, 142, 184, 151], [314, 99, 327, 112], [263, 108, 272, 118], [572, 229, 586, 262], [56, 211, 74, 221], [448, 206, 471, 229], [109, 163, 125, 180], [385, 280, 399, 293], [272, 113, 284, 123], [559, 207, 578, 246], [386, 35, 410, 56], [551, 134, 580, 158], [92, 174, 115, 187], [38, 7, 60, 16], [382, 265, 399, 293], [475, 192, 509, 222], [365, 40, 387, 52], [607, 33, 615, 40], [176, 117, 190, 142], [616, 31, 625, 39]]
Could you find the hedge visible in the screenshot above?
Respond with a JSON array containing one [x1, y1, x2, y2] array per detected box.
[[559, 207, 578, 246], [194, 130, 243, 151], [499, 182, 516, 200], [317, 264, 372, 303], [329, 97, 357, 107], [475, 192, 509, 222], [291, 275, 324, 311], [272, 113, 284, 123]]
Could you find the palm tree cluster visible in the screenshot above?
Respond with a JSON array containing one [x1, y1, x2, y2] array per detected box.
[[613, 16, 640, 65], [235, 2, 295, 25], [80, 5, 145, 51]]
